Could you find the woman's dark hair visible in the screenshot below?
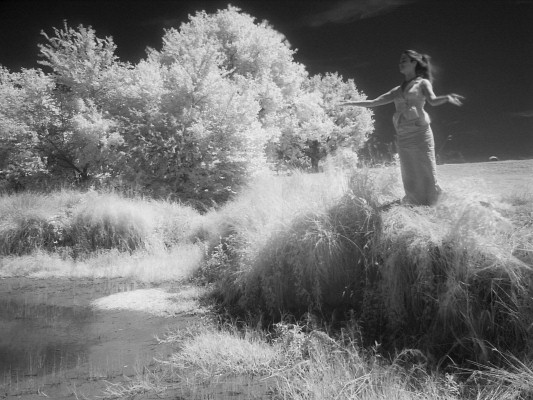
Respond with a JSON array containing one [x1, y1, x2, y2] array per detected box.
[[404, 50, 433, 82]]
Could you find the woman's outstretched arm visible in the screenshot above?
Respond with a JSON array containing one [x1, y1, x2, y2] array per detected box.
[[339, 87, 398, 108], [421, 79, 464, 106]]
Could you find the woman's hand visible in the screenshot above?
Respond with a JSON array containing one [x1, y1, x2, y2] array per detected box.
[[447, 93, 465, 106]]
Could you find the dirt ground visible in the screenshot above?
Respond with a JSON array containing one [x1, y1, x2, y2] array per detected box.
[[0, 277, 207, 399]]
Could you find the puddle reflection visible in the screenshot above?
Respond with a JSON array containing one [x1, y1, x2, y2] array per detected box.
[[0, 299, 95, 381], [0, 278, 139, 386], [0, 278, 270, 399]]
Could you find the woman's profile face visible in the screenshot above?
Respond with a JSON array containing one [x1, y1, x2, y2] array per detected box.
[[399, 53, 416, 74]]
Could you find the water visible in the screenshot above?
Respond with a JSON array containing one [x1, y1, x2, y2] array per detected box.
[[0, 278, 175, 393], [0, 299, 94, 379], [0, 278, 275, 399]]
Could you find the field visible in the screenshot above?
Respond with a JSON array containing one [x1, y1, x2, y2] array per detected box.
[[0, 159, 532, 399]]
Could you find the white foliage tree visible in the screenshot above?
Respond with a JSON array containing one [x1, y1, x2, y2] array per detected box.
[[119, 6, 310, 202], [0, 67, 54, 186], [35, 22, 127, 182], [0, 7, 374, 198]]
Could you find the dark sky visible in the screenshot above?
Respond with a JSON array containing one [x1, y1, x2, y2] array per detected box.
[[1, 0, 532, 160]]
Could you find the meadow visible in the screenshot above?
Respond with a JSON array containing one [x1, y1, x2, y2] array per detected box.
[[0, 159, 532, 399]]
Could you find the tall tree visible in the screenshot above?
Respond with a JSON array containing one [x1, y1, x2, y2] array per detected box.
[[0, 8, 374, 198], [268, 72, 373, 172], [35, 22, 127, 182], [119, 6, 311, 202], [0, 67, 50, 187]]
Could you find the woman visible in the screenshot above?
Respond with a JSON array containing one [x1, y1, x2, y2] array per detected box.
[[340, 50, 464, 206]]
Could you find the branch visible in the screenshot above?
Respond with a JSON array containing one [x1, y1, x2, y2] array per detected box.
[[39, 129, 83, 174]]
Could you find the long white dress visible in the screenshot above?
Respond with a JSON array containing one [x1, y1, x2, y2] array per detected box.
[[392, 77, 441, 206]]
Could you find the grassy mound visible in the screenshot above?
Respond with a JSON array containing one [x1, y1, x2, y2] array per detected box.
[[374, 198, 532, 364], [236, 173, 381, 317], [200, 168, 533, 365]]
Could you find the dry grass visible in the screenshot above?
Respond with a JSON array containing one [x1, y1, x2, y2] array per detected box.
[[152, 321, 525, 400], [197, 163, 533, 366], [3, 162, 531, 399], [0, 190, 206, 282], [2, 162, 532, 379]]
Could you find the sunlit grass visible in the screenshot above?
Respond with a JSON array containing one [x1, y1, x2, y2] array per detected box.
[[1, 161, 532, 399], [0, 189, 206, 282], [148, 321, 525, 400], [195, 163, 533, 365], [166, 329, 280, 376], [0, 243, 205, 282]]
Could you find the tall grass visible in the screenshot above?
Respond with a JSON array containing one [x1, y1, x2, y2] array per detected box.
[[0, 190, 84, 255], [198, 166, 533, 366], [194, 169, 382, 316], [375, 195, 532, 364], [0, 189, 205, 281], [2, 164, 532, 366], [151, 321, 523, 400]]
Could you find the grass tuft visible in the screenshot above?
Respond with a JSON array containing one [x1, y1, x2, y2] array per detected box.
[[198, 165, 533, 366], [0, 190, 205, 281]]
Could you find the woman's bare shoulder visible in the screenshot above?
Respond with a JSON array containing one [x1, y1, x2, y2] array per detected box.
[[419, 78, 432, 87]]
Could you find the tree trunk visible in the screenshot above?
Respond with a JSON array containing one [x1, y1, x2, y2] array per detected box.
[[307, 140, 320, 173], [77, 166, 90, 184]]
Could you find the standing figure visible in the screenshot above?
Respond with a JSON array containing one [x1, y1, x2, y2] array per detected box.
[[340, 50, 464, 206]]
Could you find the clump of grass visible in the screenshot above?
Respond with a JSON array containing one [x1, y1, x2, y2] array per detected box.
[[241, 179, 380, 316], [68, 191, 203, 255], [153, 321, 519, 400], [69, 192, 157, 254], [0, 189, 205, 281], [0, 244, 205, 282], [196, 169, 383, 318], [370, 191, 533, 365], [165, 329, 280, 377], [198, 166, 533, 367], [0, 190, 203, 257], [0, 190, 84, 255]]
